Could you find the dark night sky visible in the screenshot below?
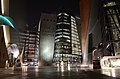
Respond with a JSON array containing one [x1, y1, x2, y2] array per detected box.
[[26, 0, 80, 26]]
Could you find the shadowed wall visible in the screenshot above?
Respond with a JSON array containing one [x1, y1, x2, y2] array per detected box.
[[0, 27, 9, 68]]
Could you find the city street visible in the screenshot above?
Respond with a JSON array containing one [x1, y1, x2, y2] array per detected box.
[[0, 66, 120, 79]]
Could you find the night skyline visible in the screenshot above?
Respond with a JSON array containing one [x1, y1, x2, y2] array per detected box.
[[1, 0, 120, 79], [27, 0, 80, 26]]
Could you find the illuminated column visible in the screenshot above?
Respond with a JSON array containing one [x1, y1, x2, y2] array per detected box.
[[1, 0, 10, 47], [80, 0, 92, 65]]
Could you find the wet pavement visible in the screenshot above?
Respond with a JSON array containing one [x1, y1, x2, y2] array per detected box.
[[0, 66, 120, 79]]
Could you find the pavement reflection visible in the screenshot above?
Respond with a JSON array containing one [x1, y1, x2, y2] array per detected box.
[[0, 66, 120, 79], [100, 68, 120, 78]]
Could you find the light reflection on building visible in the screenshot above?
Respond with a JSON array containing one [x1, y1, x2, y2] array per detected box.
[[22, 66, 28, 72], [39, 13, 56, 66], [100, 56, 120, 69], [101, 69, 116, 77]]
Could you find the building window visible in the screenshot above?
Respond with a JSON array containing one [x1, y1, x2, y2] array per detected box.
[[58, 13, 62, 16], [54, 11, 82, 66], [63, 13, 69, 16]]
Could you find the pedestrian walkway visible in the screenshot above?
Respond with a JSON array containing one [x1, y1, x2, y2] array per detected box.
[[0, 67, 119, 79]]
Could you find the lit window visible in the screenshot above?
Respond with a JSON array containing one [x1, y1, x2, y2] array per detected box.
[[71, 16, 75, 19], [57, 22, 70, 25], [63, 13, 69, 16], [56, 32, 62, 35], [63, 35, 70, 39], [63, 29, 70, 31], [56, 29, 62, 31], [63, 16, 67, 19], [64, 46, 66, 48], [58, 16, 62, 19], [66, 39, 70, 42], [55, 39, 60, 42], [57, 22, 62, 25], [55, 35, 62, 39], [63, 22, 70, 25], [57, 13, 62, 16], [63, 32, 70, 35], [63, 19, 67, 22], [104, 2, 116, 7]]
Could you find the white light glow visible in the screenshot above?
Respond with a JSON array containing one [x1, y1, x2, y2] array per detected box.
[[61, 61, 64, 72], [41, 47, 53, 61], [111, 69, 116, 77], [97, 57, 100, 59], [80, 64, 88, 67], [44, 47, 49, 53], [101, 69, 116, 77], [106, 43, 110, 48], [22, 66, 28, 72], [68, 63, 70, 71], [1, 0, 5, 14], [34, 66, 39, 72], [14, 50, 19, 58], [101, 56, 120, 69], [3, 25, 9, 47], [8, 44, 19, 58], [101, 69, 111, 76], [57, 63, 60, 71]]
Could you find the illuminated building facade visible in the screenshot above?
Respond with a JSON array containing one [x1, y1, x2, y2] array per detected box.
[[39, 13, 56, 66], [53, 11, 82, 67], [19, 29, 39, 66]]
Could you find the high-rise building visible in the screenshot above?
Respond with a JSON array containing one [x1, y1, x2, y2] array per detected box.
[[18, 27, 39, 66], [53, 11, 82, 67], [39, 13, 57, 66], [80, 0, 120, 68], [100, 0, 120, 56]]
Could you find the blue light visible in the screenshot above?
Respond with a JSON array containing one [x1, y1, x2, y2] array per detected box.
[[0, 15, 16, 30]]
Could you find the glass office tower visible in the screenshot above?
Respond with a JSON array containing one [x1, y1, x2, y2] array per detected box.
[[101, 0, 120, 56], [53, 11, 82, 67]]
